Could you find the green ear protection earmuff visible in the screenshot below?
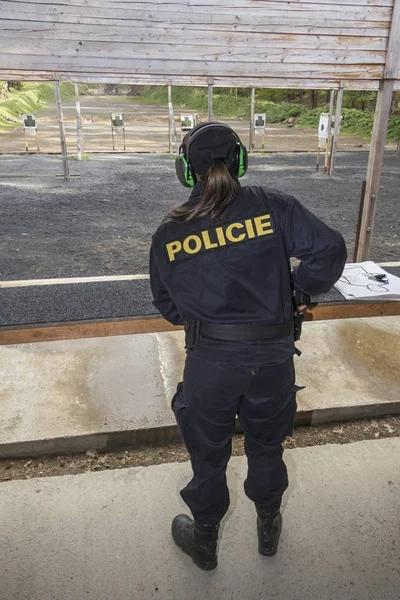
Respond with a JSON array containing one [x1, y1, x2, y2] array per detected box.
[[175, 122, 248, 188]]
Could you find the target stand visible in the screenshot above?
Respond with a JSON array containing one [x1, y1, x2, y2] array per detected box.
[[180, 114, 198, 141], [252, 113, 266, 150], [21, 114, 40, 152], [111, 113, 126, 151]]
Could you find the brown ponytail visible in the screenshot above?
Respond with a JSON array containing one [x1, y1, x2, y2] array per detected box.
[[169, 159, 240, 222]]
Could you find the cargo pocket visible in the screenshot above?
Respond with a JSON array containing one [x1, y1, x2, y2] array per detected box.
[[171, 382, 194, 453], [286, 384, 305, 438], [171, 381, 186, 412]]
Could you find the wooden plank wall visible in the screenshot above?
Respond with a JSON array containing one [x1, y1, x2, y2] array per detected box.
[[0, 0, 398, 89]]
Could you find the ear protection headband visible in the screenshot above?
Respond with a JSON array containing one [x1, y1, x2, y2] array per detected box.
[[175, 122, 248, 188]]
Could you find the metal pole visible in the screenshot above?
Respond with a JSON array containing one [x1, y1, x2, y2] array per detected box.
[[123, 122, 126, 151], [54, 81, 70, 181], [35, 127, 40, 152], [355, 80, 394, 261], [24, 129, 28, 152], [328, 86, 343, 175], [249, 88, 255, 150], [325, 89, 335, 172], [74, 83, 83, 160], [208, 84, 213, 121]]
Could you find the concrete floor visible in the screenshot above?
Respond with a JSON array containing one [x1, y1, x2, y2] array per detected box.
[[0, 437, 399, 600], [0, 317, 399, 449]]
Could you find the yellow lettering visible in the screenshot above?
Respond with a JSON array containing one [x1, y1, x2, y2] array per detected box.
[[215, 227, 227, 246], [166, 240, 182, 262], [225, 222, 246, 243], [183, 234, 202, 255], [202, 230, 218, 250], [254, 214, 274, 237], [245, 218, 256, 239]]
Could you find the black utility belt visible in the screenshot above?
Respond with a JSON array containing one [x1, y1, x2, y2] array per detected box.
[[184, 319, 294, 348]]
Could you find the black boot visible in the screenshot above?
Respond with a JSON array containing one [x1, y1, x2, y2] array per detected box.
[[256, 509, 282, 556], [172, 514, 219, 571]]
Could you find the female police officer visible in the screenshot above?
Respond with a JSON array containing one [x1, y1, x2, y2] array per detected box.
[[150, 122, 346, 571]]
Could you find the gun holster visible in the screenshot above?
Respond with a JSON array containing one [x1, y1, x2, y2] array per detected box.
[[294, 309, 304, 343], [184, 320, 200, 349]]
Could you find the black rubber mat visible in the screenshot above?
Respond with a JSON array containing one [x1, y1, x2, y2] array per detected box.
[[0, 268, 399, 327]]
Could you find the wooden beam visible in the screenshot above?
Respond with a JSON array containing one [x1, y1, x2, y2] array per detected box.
[[0, 317, 182, 346], [0, 71, 382, 91], [208, 82, 213, 121], [0, 24, 389, 51], [249, 87, 255, 149], [167, 84, 177, 153], [354, 79, 394, 261], [1, 301, 399, 346], [324, 89, 335, 172], [304, 300, 400, 322], [54, 80, 70, 181]]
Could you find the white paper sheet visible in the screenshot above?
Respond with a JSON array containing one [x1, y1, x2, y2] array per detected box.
[[334, 262, 400, 300]]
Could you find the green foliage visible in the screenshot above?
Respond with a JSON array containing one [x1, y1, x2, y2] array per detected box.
[[296, 107, 400, 140], [137, 86, 400, 142], [71, 152, 92, 160], [0, 82, 76, 131], [387, 117, 400, 141], [256, 101, 307, 123]]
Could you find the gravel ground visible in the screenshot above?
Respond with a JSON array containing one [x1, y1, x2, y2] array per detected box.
[[0, 151, 399, 281], [0, 415, 399, 482]]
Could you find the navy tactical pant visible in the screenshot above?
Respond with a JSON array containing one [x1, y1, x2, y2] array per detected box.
[[172, 337, 297, 527]]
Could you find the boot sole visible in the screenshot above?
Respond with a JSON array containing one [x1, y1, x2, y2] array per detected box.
[[258, 545, 278, 557], [172, 533, 218, 571]]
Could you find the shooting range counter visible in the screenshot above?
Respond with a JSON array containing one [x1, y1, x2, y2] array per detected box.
[[1, 267, 399, 345]]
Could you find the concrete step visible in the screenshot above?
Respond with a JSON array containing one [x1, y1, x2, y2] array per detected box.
[[0, 317, 399, 458]]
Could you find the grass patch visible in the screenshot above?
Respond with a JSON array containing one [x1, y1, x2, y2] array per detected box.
[[0, 83, 81, 132], [71, 152, 92, 161]]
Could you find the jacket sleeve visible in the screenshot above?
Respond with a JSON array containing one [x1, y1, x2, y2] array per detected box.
[[149, 245, 185, 326], [283, 195, 347, 295]]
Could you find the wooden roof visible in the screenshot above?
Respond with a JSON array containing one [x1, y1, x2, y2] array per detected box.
[[1, 0, 399, 89]]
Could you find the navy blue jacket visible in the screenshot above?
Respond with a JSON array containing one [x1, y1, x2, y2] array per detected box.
[[150, 184, 347, 326]]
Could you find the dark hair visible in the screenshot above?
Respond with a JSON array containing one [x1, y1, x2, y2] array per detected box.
[[169, 159, 240, 222]]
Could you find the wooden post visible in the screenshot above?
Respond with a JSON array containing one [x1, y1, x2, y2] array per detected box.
[[167, 84, 177, 153], [54, 81, 70, 181], [23, 129, 28, 152], [168, 115, 171, 154], [328, 85, 343, 175], [249, 88, 255, 150], [353, 180, 367, 262], [74, 83, 83, 160], [325, 89, 335, 172], [354, 80, 394, 261], [316, 147, 321, 172], [208, 83, 213, 121], [354, 0, 399, 261]]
